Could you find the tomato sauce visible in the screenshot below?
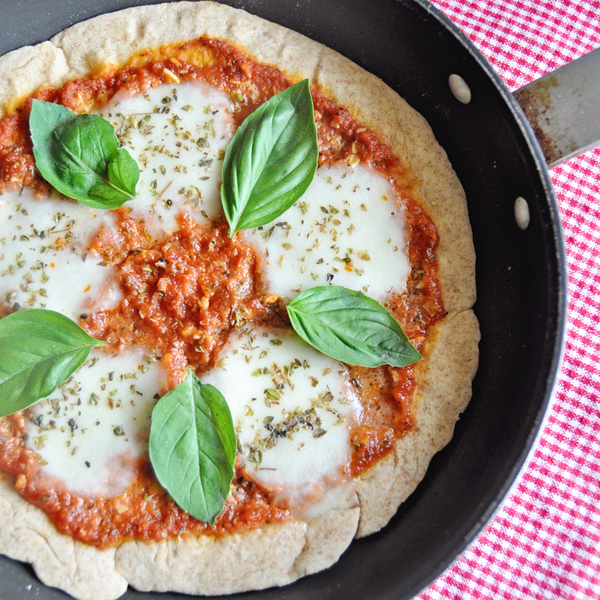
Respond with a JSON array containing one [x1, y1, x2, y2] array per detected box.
[[84, 210, 283, 389], [0, 38, 444, 546], [0, 413, 289, 547]]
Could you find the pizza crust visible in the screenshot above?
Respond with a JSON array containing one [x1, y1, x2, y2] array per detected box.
[[0, 473, 127, 600], [0, 2, 479, 598], [0, 470, 360, 600], [355, 310, 480, 537], [114, 504, 361, 595]]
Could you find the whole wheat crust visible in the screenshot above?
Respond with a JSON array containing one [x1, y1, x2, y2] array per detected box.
[[0, 3, 479, 598]]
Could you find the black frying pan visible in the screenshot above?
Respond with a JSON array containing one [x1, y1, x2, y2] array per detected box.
[[0, 0, 567, 598]]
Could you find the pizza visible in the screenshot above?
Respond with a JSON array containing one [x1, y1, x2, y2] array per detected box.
[[0, 2, 479, 599]]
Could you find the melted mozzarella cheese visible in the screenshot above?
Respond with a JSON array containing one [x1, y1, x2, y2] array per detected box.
[[26, 347, 167, 498], [1, 82, 407, 510], [200, 327, 360, 506], [101, 81, 233, 235], [0, 188, 121, 319], [1, 81, 236, 499], [0, 81, 235, 318], [243, 164, 410, 303]]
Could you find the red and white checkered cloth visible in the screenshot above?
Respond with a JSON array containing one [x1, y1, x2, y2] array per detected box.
[[420, 1, 600, 599]]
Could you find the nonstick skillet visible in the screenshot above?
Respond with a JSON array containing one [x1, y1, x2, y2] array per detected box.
[[0, 0, 571, 598]]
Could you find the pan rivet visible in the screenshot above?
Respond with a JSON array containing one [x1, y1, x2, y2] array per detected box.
[[449, 74, 471, 104], [514, 197, 530, 230]]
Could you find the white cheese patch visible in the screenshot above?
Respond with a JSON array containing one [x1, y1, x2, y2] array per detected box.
[[101, 81, 233, 235], [200, 326, 360, 507], [0, 81, 236, 501], [1, 83, 406, 511], [26, 347, 167, 498], [243, 164, 410, 303], [0, 188, 121, 319]]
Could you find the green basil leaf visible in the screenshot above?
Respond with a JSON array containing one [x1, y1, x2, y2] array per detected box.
[[89, 148, 140, 203], [0, 309, 105, 418], [29, 99, 139, 209], [149, 370, 236, 525], [221, 79, 318, 236], [286, 286, 422, 368]]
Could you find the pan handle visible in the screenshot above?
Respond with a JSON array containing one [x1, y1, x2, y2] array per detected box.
[[513, 47, 600, 167]]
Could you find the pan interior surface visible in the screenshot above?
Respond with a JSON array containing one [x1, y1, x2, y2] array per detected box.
[[0, 0, 566, 599]]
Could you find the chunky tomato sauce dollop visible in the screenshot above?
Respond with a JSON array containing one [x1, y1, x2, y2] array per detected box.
[[0, 39, 444, 547]]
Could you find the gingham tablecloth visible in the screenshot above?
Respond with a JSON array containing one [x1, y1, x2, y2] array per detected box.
[[418, 1, 600, 599]]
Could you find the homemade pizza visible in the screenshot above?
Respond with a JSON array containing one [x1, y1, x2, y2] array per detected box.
[[0, 2, 479, 599]]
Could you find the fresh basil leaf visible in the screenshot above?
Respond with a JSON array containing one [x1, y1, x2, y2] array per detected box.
[[221, 79, 318, 236], [149, 370, 236, 525], [286, 286, 422, 368], [0, 309, 105, 418], [89, 148, 139, 203], [29, 99, 139, 208]]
